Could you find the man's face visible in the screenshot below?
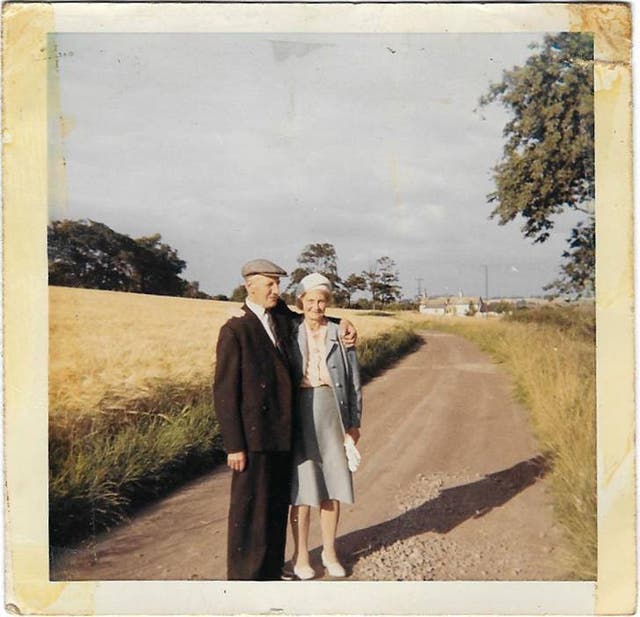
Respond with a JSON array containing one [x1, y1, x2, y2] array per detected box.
[[245, 274, 281, 309]]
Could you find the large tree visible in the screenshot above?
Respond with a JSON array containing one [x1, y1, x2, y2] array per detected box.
[[48, 219, 200, 297], [342, 273, 367, 308], [132, 233, 189, 296], [288, 242, 347, 305], [479, 33, 594, 297], [363, 256, 402, 308], [49, 219, 142, 291]]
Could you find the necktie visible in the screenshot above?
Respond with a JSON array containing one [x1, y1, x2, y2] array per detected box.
[[267, 312, 288, 360], [266, 311, 277, 345]]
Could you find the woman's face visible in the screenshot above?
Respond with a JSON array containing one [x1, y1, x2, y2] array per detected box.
[[302, 289, 328, 323]]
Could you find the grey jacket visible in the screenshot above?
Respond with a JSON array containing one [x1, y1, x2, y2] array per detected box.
[[293, 320, 362, 430]]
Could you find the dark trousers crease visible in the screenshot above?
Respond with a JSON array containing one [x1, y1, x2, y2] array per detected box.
[[227, 451, 292, 581]]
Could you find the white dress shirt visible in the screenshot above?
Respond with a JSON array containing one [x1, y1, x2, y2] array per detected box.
[[245, 299, 277, 345]]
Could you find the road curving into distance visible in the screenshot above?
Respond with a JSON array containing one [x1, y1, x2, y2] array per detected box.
[[51, 330, 568, 581]]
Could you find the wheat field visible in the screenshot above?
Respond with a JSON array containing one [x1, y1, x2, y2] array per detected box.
[[49, 286, 595, 577], [49, 286, 414, 418], [48, 286, 421, 543]]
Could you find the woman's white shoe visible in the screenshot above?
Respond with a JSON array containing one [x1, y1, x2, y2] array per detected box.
[[293, 563, 315, 580], [321, 552, 346, 577]]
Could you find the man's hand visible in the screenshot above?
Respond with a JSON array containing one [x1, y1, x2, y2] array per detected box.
[[346, 427, 360, 445], [339, 319, 357, 348], [227, 450, 247, 472]]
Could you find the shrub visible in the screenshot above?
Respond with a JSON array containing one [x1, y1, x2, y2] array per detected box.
[[506, 303, 595, 341]]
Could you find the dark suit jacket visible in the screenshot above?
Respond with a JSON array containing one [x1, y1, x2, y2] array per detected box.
[[213, 302, 297, 453]]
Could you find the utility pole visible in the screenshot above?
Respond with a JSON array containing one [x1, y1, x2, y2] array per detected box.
[[416, 277, 424, 298], [483, 265, 489, 300]]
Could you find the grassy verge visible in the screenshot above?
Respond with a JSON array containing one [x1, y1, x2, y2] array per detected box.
[[49, 383, 224, 547], [49, 326, 421, 548], [417, 306, 596, 579], [357, 326, 422, 382]]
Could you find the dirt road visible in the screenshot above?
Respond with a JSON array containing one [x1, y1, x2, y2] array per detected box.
[[52, 330, 568, 581]]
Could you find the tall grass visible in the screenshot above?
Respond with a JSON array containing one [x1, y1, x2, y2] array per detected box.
[[49, 384, 223, 546], [357, 326, 421, 382], [420, 305, 596, 579], [49, 287, 421, 547]]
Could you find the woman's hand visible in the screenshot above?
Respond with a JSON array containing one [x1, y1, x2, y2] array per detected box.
[[346, 427, 360, 444]]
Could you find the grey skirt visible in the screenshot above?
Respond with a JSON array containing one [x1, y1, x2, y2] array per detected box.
[[291, 386, 354, 507]]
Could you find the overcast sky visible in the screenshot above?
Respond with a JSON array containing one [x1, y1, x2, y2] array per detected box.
[[49, 33, 587, 298]]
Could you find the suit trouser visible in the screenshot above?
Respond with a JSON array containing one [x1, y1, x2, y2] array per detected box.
[[227, 451, 292, 580]]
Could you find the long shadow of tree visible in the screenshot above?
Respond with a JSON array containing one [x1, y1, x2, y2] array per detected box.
[[307, 455, 548, 574]]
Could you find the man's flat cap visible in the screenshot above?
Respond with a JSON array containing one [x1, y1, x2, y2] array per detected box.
[[241, 259, 288, 278]]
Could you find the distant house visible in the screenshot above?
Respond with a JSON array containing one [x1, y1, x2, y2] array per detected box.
[[419, 303, 446, 316], [419, 296, 471, 317]]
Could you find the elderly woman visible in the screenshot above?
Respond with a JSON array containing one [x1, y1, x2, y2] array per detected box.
[[289, 272, 362, 580]]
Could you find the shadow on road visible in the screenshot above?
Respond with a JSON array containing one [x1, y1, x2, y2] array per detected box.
[[309, 455, 548, 573]]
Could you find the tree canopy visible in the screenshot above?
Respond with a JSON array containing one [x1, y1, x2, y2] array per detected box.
[[479, 33, 594, 297], [287, 243, 348, 305], [48, 219, 209, 298], [287, 243, 404, 308], [287, 243, 341, 288], [342, 273, 367, 308], [363, 256, 402, 308]]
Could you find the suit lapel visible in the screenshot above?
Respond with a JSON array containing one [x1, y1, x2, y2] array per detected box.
[[325, 321, 339, 360], [242, 304, 277, 352], [270, 311, 291, 367], [243, 304, 293, 370]]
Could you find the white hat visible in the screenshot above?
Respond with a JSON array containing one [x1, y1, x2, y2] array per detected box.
[[296, 272, 333, 297]]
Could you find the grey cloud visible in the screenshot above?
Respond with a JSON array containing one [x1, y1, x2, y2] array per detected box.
[[53, 32, 568, 297]]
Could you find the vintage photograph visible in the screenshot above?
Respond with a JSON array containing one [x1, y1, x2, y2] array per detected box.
[[3, 3, 634, 615], [47, 29, 597, 583]]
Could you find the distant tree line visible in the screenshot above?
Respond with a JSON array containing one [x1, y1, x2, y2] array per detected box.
[[48, 219, 210, 299], [49, 221, 410, 309], [276, 242, 406, 309], [230, 243, 406, 309]]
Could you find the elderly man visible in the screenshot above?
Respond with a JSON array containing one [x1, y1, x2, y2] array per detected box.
[[214, 259, 355, 581]]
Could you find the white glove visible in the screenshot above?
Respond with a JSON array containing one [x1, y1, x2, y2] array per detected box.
[[344, 433, 361, 472]]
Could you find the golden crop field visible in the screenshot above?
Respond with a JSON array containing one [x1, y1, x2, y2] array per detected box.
[[49, 286, 423, 543], [49, 286, 414, 418]]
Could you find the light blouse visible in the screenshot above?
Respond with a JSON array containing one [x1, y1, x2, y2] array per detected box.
[[300, 322, 332, 388]]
